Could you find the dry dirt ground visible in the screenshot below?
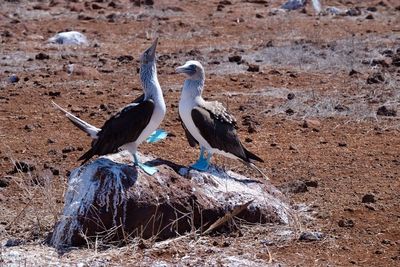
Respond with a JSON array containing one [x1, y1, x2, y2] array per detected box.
[[0, 0, 399, 266]]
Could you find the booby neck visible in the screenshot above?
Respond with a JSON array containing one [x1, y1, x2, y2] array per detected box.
[[140, 63, 164, 103], [180, 77, 205, 102]]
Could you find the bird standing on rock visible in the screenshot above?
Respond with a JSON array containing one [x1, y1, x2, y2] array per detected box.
[[176, 60, 268, 179], [53, 38, 167, 175]]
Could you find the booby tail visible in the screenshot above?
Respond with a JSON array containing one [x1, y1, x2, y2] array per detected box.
[[52, 101, 100, 139]]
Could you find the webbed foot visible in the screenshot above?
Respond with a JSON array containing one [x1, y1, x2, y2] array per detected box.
[[146, 129, 168, 143], [190, 158, 210, 171]]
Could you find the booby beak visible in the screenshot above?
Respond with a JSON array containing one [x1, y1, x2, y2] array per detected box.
[[145, 37, 158, 61], [176, 63, 194, 75]]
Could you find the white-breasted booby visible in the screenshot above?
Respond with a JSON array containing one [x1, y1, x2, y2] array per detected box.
[[176, 60, 268, 179], [53, 38, 167, 175]]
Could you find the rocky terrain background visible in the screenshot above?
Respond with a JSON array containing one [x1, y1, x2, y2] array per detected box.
[[0, 0, 399, 266]]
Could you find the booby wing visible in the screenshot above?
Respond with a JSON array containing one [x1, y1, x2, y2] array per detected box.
[[79, 99, 154, 163], [191, 102, 263, 163], [179, 115, 198, 147]]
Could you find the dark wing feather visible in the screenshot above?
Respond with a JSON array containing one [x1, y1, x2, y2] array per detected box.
[[179, 115, 198, 147], [79, 99, 154, 163], [191, 105, 263, 163]]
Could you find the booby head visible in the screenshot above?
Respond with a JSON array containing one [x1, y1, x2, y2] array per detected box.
[[140, 37, 158, 66], [176, 60, 205, 80]]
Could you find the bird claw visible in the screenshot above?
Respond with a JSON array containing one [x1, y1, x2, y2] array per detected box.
[[137, 162, 158, 175], [146, 129, 168, 143], [190, 158, 210, 171]]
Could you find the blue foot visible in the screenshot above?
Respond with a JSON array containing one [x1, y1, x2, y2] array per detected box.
[[146, 129, 168, 143], [190, 158, 209, 171], [137, 162, 158, 175]]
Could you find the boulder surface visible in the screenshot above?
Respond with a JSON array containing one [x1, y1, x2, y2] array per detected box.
[[50, 151, 293, 248]]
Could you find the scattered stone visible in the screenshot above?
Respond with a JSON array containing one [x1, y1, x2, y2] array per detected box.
[[366, 7, 377, 12], [11, 161, 36, 173], [242, 115, 260, 133], [279, 180, 308, 194], [247, 64, 260, 72], [77, 14, 94, 20], [299, 231, 324, 242], [338, 219, 354, 228], [338, 142, 347, 147], [377, 106, 396, 117], [334, 104, 350, 112], [48, 31, 88, 45], [392, 53, 400, 67], [285, 108, 294, 116], [1, 30, 12, 38], [305, 180, 318, 188], [228, 55, 242, 63], [362, 193, 376, 203], [35, 52, 50, 60], [365, 14, 374, 20], [255, 13, 264, 18], [5, 239, 24, 247], [8, 74, 19, 83], [367, 72, 384, 84], [0, 176, 10, 187], [281, 0, 306, 11], [62, 146, 75, 154], [117, 55, 134, 62], [346, 7, 361, 16], [287, 93, 295, 100], [349, 69, 360, 76], [47, 91, 61, 97]]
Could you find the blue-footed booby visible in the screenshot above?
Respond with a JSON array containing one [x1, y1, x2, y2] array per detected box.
[[53, 38, 167, 175], [176, 60, 268, 179]]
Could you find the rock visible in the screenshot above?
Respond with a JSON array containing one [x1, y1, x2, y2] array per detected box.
[[8, 74, 19, 83], [247, 64, 260, 72], [346, 7, 361, 16], [11, 161, 36, 174], [117, 55, 134, 62], [305, 180, 318, 188], [285, 108, 294, 116], [349, 69, 360, 76], [77, 14, 94, 20], [50, 151, 293, 248], [281, 0, 306, 11], [334, 104, 350, 112], [362, 193, 376, 203], [287, 93, 295, 100], [228, 55, 242, 63], [338, 219, 354, 228], [299, 231, 324, 242], [365, 14, 374, 19], [367, 72, 384, 84], [377, 106, 397, 117], [279, 180, 308, 194], [62, 146, 75, 154], [0, 176, 11, 187], [5, 239, 24, 247], [35, 53, 50, 60], [367, 7, 377, 12], [242, 115, 260, 133], [48, 31, 88, 45], [392, 53, 400, 67]]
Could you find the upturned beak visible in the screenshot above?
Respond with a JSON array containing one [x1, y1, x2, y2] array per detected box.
[[146, 37, 158, 60]]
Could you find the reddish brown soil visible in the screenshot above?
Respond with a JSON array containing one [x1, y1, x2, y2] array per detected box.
[[0, 0, 399, 266]]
